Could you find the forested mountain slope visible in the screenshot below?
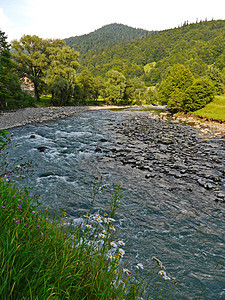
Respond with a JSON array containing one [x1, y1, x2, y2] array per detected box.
[[64, 23, 154, 55], [78, 20, 225, 85]]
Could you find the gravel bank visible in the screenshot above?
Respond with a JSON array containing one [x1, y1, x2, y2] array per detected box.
[[0, 105, 132, 131]]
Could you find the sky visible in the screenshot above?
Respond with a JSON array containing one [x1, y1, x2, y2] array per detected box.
[[0, 0, 224, 42]]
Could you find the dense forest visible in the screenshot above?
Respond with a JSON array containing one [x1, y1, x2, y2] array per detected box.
[[64, 23, 154, 55], [1, 20, 225, 112], [75, 20, 225, 84]]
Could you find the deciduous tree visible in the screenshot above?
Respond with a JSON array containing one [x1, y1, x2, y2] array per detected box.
[[11, 35, 64, 101], [105, 70, 126, 104], [158, 64, 194, 105]]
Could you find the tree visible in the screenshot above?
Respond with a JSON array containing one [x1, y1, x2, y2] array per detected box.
[[0, 31, 32, 109], [104, 70, 126, 104], [11, 35, 64, 101], [0, 30, 12, 107], [47, 45, 79, 105], [183, 77, 215, 111], [158, 64, 194, 105], [76, 70, 99, 104], [206, 66, 225, 95], [167, 88, 186, 111]]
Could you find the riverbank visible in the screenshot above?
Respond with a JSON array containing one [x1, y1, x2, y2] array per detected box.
[[2, 105, 225, 137], [173, 112, 225, 137], [0, 105, 160, 131]]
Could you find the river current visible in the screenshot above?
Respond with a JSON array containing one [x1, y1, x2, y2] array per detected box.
[[4, 109, 225, 299]]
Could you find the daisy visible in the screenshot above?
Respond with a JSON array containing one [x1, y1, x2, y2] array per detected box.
[[99, 233, 105, 238], [118, 248, 125, 256], [136, 263, 144, 269], [110, 241, 117, 248], [118, 240, 125, 246], [109, 225, 115, 231], [107, 253, 113, 260], [123, 268, 132, 275], [158, 270, 166, 276], [86, 224, 92, 229]]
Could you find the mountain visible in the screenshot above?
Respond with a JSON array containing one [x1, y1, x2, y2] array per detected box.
[[64, 23, 154, 54], [78, 19, 225, 85]]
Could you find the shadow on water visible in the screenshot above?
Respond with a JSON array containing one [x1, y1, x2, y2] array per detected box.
[[3, 109, 225, 299]]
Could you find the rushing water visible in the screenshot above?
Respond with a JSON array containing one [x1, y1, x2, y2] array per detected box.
[[4, 109, 225, 299]]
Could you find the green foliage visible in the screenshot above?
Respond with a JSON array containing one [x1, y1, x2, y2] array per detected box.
[[158, 64, 194, 105], [0, 30, 12, 106], [0, 131, 8, 150], [104, 70, 126, 104], [50, 78, 72, 106], [79, 20, 225, 82], [183, 77, 215, 111], [206, 66, 225, 95], [0, 31, 32, 110], [11, 35, 65, 101], [47, 45, 79, 105], [167, 89, 186, 111], [65, 23, 153, 55], [76, 70, 99, 104]]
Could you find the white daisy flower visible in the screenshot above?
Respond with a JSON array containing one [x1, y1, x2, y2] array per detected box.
[[123, 268, 132, 275], [86, 224, 92, 229], [109, 225, 115, 231], [107, 253, 113, 260], [136, 263, 144, 269], [118, 240, 125, 246], [99, 233, 105, 238], [110, 241, 117, 248], [158, 270, 166, 276], [118, 248, 125, 256]]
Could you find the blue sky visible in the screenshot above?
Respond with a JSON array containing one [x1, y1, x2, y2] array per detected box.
[[0, 0, 224, 42]]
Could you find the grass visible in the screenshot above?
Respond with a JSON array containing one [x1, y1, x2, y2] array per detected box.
[[192, 95, 225, 121], [0, 177, 176, 299]]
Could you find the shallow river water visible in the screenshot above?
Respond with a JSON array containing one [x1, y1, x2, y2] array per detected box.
[[4, 109, 225, 299]]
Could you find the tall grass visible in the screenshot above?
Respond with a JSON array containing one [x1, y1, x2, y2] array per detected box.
[[0, 177, 176, 299]]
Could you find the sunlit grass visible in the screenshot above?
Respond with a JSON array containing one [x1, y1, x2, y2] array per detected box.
[[193, 95, 225, 121]]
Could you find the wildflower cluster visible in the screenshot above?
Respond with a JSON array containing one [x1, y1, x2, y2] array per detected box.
[[81, 212, 127, 263]]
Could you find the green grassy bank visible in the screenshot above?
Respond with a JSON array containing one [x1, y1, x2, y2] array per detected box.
[[192, 95, 225, 121]]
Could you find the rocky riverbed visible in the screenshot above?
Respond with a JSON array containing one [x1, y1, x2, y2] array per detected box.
[[0, 105, 133, 131], [97, 111, 225, 204]]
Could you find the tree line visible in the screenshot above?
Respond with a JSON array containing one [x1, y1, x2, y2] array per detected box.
[[1, 19, 225, 112], [0, 31, 158, 108], [79, 20, 225, 86]]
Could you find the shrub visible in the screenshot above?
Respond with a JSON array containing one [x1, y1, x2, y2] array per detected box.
[[183, 77, 216, 111]]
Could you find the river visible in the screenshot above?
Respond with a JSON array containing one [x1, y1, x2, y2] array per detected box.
[[3, 109, 225, 299]]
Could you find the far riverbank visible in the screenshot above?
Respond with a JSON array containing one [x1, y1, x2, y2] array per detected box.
[[0, 105, 164, 131]]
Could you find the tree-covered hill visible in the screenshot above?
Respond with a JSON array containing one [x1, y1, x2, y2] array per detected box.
[[78, 19, 225, 84], [64, 23, 154, 54]]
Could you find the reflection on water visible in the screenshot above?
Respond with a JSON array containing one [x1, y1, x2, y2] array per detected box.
[[4, 110, 225, 299]]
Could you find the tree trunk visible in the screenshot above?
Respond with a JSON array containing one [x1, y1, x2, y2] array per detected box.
[[34, 83, 40, 102]]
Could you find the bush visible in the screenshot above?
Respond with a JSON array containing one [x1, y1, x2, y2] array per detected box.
[[183, 77, 216, 111]]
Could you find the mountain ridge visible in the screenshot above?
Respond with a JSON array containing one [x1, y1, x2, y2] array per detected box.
[[77, 19, 225, 84], [64, 23, 155, 54]]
